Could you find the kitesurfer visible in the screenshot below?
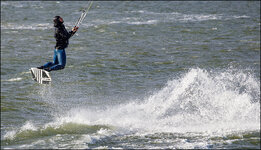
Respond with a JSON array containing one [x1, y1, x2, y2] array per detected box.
[[37, 16, 78, 72]]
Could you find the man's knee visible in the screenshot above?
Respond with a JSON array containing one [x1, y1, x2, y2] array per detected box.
[[59, 64, 65, 70]]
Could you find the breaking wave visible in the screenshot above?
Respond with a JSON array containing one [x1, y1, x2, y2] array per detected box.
[[4, 67, 260, 144], [59, 68, 259, 133]]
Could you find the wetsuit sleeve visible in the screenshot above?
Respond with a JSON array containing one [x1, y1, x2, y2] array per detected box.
[[59, 26, 76, 40]]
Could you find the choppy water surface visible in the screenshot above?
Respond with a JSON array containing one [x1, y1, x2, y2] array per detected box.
[[1, 1, 260, 149]]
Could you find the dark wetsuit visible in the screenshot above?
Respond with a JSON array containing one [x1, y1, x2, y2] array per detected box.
[[42, 22, 76, 71]]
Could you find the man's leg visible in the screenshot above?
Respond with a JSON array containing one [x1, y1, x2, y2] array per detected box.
[[38, 49, 58, 70], [49, 49, 66, 71]]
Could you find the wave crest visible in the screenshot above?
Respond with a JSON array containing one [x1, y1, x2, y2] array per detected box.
[[57, 68, 260, 133]]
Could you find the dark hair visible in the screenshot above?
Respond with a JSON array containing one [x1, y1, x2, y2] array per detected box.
[[53, 16, 63, 27]]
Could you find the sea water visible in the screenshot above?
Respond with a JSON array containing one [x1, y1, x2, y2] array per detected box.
[[1, 1, 260, 149]]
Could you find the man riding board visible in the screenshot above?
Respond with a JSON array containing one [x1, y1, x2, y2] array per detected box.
[[37, 16, 79, 72]]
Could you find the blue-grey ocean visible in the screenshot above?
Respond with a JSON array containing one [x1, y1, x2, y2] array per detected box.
[[1, 1, 260, 149]]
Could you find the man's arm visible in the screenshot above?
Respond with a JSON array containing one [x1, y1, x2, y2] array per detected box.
[[69, 26, 79, 37], [59, 26, 78, 39]]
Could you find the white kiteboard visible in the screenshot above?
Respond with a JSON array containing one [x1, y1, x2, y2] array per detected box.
[[30, 68, 51, 84]]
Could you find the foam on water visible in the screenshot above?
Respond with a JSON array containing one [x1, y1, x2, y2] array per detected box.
[[49, 68, 259, 134], [3, 121, 37, 140], [4, 68, 260, 144], [1, 23, 52, 30], [2, 71, 30, 82], [1, 10, 251, 31], [91, 12, 250, 26], [4, 77, 23, 82]]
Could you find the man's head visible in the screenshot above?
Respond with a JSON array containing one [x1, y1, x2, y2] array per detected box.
[[53, 16, 64, 27]]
